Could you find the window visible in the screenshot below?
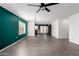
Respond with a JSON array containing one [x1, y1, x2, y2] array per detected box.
[[19, 21, 26, 35]]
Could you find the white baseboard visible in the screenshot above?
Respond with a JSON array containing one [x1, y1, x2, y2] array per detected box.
[[0, 36, 27, 52], [69, 39, 79, 45]]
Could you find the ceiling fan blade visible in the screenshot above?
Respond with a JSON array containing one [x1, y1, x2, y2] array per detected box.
[[45, 7, 50, 12], [28, 4, 40, 7], [36, 8, 41, 13], [45, 3, 59, 6]]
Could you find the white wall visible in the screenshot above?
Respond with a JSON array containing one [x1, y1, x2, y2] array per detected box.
[[59, 19, 69, 39], [51, 19, 69, 39], [69, 13, 79, 45], [28, 21, 35, 36], [52, 20, 59, 38]]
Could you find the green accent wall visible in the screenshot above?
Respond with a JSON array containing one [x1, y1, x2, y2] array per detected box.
[[0, 6, 28, 50]]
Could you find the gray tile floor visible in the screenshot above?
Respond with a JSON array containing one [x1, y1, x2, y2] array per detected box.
[[1, 35, 79, 56]]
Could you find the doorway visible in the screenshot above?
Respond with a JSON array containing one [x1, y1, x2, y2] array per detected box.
[[35, 24, 51, 36]]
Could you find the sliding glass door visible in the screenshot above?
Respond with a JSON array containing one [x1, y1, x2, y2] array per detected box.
[[40, 26, 48, 34]]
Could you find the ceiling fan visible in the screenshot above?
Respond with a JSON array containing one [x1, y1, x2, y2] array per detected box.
[[28, 3, 59, 13]]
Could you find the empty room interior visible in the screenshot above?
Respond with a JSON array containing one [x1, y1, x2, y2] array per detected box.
[[0, 3, 79, 56]]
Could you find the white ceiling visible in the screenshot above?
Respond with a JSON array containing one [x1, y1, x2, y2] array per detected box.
[[0, 3, 79, 24]]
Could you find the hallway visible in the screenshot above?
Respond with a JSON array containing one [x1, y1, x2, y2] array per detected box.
[[1, 35, 79, 56]]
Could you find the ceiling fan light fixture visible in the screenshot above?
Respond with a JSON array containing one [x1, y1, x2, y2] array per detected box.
[[41, 7, 45, 10]]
